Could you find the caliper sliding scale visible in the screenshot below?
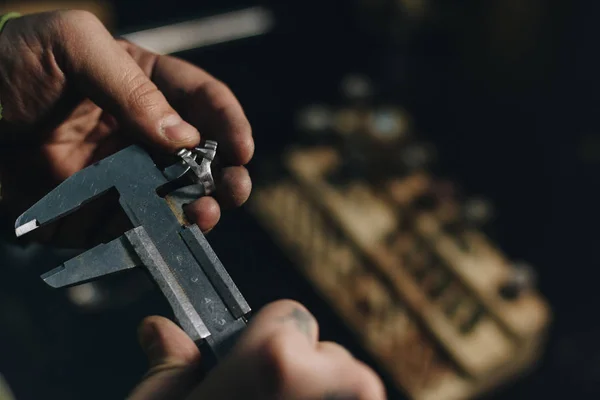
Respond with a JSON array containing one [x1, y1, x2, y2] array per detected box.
[[14, 141, 251, 368]]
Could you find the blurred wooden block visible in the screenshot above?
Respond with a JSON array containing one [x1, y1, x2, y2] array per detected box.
[[250, 145, 551, 400]]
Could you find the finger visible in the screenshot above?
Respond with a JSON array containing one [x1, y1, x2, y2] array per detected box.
[[327, 375, 387, 400], [149, 52, 253, 165], [190, 346, 386, 400], [239, 303, 384, 400], [138, 316, 200, 369], [233, 306, 382, 400], [183, 301, 320, 400], [305, 355, 387, 400], [183, 197, 221, 233], [57, 11, 199, 153], [214, 166, 252, 209], [128, 316, 201, 400], [317, 341, 355, 360], [238, 300, 320, 350], [183, 166, 251, 231], [118, 39, 252, 165]]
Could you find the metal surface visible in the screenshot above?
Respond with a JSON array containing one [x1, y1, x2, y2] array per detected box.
[[14, 142, 250, 366], [181, 141, 218, 196], [126, 226, 211, 342]]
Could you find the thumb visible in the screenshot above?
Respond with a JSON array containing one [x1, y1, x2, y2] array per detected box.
[[57, 10, 199, 152], [127, 316, 202, 400]]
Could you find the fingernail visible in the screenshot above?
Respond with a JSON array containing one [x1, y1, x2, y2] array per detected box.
[[161, 116, 198, 143]]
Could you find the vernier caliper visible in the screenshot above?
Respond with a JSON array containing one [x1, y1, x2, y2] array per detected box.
[[13, 141, 250, 367]]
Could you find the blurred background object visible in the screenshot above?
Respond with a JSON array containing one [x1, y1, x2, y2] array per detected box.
[[0, 0, 114, 26], [0, 0, 597, 399], [120, 6, 274, 55], [0, 374, 15, 400], [250, 84, 551, 400]]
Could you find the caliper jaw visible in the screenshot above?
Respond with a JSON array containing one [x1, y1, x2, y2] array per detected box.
[[14, 141, 250, 364]]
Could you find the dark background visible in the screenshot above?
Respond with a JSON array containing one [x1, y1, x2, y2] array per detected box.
[[1, 0, 600, 398]]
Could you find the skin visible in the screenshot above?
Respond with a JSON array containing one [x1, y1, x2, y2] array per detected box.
[[0, 10, 252, 243], [129, 300, 387, 400], [0, 10, 387, 400]]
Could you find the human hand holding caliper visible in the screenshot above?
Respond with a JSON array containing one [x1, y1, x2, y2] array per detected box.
[[0, 10, 253, 239], [129, 301, 386, 400], [1, 10, 386, 400], [12, 142, 387, 400]]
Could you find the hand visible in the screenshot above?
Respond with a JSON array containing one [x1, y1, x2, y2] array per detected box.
[[0, 10, 253, 241], [129, 300, 387, 400]]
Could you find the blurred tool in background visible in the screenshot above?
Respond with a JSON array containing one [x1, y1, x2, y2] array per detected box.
[[121, 6, 273, 55], [0, 0, 597, 399]]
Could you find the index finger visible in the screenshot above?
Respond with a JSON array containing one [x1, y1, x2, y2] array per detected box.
[[236, 300, 320, 350], [56, 11, 200, 152], [149, 52, 254, 166]]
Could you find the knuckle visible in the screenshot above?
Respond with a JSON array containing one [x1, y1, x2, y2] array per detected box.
[[125, 72, 162, 113], [194, 79, 232, 110], [49, 10, 103, 45], [271, 299, 312, 315], [63, 9, 100, 25], [54, 9, 100, 30]]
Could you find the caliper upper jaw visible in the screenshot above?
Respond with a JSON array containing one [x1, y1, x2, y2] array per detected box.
[[14, 155, 119, 238], [15, 141, 220, 239]]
